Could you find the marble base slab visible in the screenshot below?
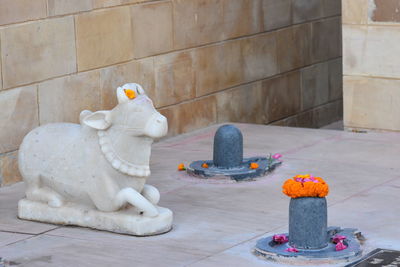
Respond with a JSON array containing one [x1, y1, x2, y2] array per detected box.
[[18, 198, 173, 236]]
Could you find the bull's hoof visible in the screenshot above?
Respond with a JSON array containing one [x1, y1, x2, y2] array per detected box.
[[18, 198, 173, 236]]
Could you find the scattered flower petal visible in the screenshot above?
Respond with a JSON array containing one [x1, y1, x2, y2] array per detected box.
[[202, 163, 209, 168], [273, 234, 289, 244], [178, 163, 186, 171], [124, 89, 136, 99], [272, 153, 282, 159], [250, 162, 259, 169], [335, 241, 347, 251], [332, 235, 347, 244], [285, 246, 299, 253]]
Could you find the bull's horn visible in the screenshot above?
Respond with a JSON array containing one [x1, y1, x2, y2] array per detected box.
[[117, 86, 129, 104]]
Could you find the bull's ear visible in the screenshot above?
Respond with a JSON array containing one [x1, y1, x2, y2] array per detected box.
[[117, 86, 129, 104], [83, 111, 112, 130]]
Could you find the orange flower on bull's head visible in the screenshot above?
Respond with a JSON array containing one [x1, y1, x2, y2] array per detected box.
[[124, 89, 136, 99], [282, 174, 329, 198]]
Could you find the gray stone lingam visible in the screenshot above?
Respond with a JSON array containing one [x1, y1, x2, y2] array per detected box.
[[187, 124, 281, 181], [254, 197, 363, 265]]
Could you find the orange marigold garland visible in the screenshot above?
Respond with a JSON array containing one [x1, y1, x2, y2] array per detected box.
[[282, 174, 329, 198]]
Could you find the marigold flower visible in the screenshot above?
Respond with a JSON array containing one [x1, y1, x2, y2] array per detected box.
[[124, 89, 136, 99], [202, 163, 209, 168], [282, 174, 329, 198], [250, 162, 259, 169], [178, 163, 186, 171]]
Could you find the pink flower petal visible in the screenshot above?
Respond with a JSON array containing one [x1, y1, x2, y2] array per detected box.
[[272, 153, 282, 159], [332, 235, 347, 244], [273, 234, 289, 244], [285, 247, 299, 253], [335, 241, 347, 251]]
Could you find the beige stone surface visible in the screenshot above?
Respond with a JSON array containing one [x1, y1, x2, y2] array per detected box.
[[242, 32, 278, 83], [216, 82, 266, 124], [100, 58, 155, 110], [173, 0, 224, 49], [328, 58, 343, 101], [194, 40, 243, 97], [276, 23, 311, 73], [344, 25, 400, 79], [0, 0, 46, 26], [38, 71, 101, 124], [262, 0, 291, 31], [222, 0, 262, 39], [342, 0, 368, 24], [301, 62, 330, 111], [1, 16, 76, 89], [131, 1, 173, 58], [263, 71, 301, 123], [0, 86, 38, 154], [154, 51, 195, 108], [47, 0, 93, 16], [344, 75, 400, 131], [311, 16, 341, 63], [342, 25, 366, 76], [159, 96, 216, 137], [76, 7, 133, 71], [0, 151, 22, 186], [93, 0, 153, 8], [292, 0, 324, 24]]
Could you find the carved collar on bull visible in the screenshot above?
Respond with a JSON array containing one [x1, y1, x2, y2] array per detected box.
[[97, 129, 151, 177]]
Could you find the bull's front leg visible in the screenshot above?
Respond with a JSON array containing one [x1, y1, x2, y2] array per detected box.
[[114, 188, 159, 217], [141, 184, 160, 205]]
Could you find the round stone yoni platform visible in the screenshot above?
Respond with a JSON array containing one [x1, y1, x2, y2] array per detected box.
[[187, 124, 281, 181], [254, 197, 363, 264]]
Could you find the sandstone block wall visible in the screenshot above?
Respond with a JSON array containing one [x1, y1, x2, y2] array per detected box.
[[343, 0, 400, 131], [0, 0, 342, 186]]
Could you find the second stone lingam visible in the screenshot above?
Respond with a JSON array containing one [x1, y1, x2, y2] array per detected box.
[[187, 124, 281, 181]]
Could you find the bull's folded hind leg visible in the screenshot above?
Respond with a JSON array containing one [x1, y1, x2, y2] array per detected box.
[[25, 175, 64, 208]]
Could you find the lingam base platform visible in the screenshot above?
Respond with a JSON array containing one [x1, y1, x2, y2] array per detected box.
[[188, 157, 281, 181], [254, 227, 363, 265], [18, 199, 173, 236]]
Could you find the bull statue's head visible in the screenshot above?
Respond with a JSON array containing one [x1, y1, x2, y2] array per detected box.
[[82, 83, 168, 139], [80, 83, 168, 177]]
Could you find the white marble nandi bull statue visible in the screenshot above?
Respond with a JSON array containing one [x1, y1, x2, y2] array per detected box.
[[18, 83, 173, 236]]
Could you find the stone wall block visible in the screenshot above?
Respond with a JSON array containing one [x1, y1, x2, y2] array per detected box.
[[76, 7, 133, 71], [263, 71, 301, 123], [39, 71, 101, 124], [0, 85, 39, 154], [154, 51, 195, 107], [216, 82, 266, 124], [1, 16, 76, 88], [0, 151, 22, 186], [301, 62, 330, 111], [131, 1, 173, 58], [0, 0, 47, 26]]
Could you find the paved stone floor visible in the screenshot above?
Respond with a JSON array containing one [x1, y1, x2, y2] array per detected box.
[[0, 123, 399, 267]]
